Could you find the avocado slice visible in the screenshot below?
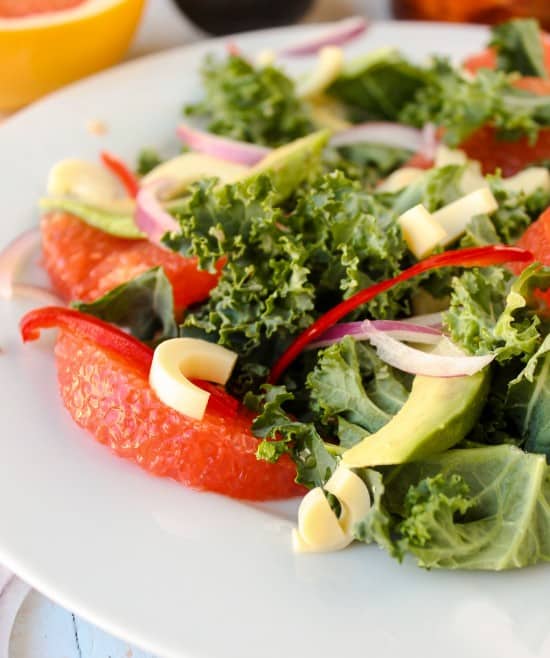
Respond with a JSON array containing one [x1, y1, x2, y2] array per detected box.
[[143, 152, 249, 194], [244, 129, 330, 203], [39, 197, 144, 239], [342, 369, 490, 468]]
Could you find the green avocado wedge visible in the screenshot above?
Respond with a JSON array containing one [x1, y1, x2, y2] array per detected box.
[[244, 129, 330, 203], [39, 131, 328, 242], [39, 197, 144, 240], [342, 368, 490, 468]]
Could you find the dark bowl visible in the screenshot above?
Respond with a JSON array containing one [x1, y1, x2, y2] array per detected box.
[[172, 0, 315, 35]]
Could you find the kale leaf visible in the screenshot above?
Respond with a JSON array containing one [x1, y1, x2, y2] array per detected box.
[[380, 445, 550, 570], [73, 267, 177, 342], [490, 18, 548, 78], [185, 55, 313, 146], [467, 362, 521, 446], [328, 48, 427, 121], [307, 337, 409, 440], [252, 339, 409, 479], [444, 264, 550, 363], [291, 170, 408, 319], [354, 468, 399, 558], [247, 385, 337, 489], [490, 175, 550, 242], [459, 214, 501, 247], [170, 175, 316, 358], [460, 176, 550, 247], [396, 473, 473, 556], [400, 58, 546, 146], [325, 142, 411, 189], [391, 164, 466, 215], [507, 334, 550, 459], [167, 170, 409, 376]]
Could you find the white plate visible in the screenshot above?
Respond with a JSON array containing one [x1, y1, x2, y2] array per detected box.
[[2, 20, 550, 658]]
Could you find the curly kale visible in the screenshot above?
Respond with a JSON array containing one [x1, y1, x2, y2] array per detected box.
[[166, 171, 408, 374], [490, 18, 548, 78], [399, 58, 548, 146], [185, 54, 313, 146]]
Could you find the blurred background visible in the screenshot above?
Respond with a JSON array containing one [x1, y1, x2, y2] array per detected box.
[[1, 0, 548, 115]]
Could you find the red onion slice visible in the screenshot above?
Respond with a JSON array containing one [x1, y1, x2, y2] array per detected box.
[[0, 228, 63, 304], [177, 124, 270, 166], [364, 321, 493, 377], [0, 228, 41, 299], [420, 122, 438, 159], [308, 319, 492, 376], [309, 319, 442, 349], [135, 179, 180, 247], [0, 570, 30, 658], [0, 568, 13, 600], [278, 16, 369, 57], [330, 122, 433, 153], [368, 320, 443, 345]]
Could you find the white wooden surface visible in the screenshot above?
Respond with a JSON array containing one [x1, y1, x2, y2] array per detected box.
[[3, 0, 386, 655], [10, 591, 157, 658]]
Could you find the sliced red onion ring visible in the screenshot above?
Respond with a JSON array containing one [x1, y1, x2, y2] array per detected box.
[[0, 228, 63, 304], [309, 319, 442, 350], [420, 123, 438, 159], [0, 570, 31, 658], [366, 320, 442, 345], [364, 321, 493, 377], [0, 228, 41, 299], [330, 122, 432, 153], [135, 179, 180, 247], [278, 16, 369, 57], [308, 319, 492, 376], [177, 124, 270, 166]]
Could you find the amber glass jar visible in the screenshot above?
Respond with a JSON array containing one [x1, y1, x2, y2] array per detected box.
[[392, 0, 550, 29]]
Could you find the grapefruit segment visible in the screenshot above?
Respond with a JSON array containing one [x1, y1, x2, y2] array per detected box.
[[0, 0, 145, 111], [513, 77, 550, 95], [512, 207, 550, 311], [460, 125, 550, 177], [54, 329, 304, 500], [460, 38, 550, 176], [41, 212, 219, 310], [0, 1, 86, 18], [515, 207, 550, 267]]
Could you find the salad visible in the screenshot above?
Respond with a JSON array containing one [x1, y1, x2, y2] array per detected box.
[[6, 16, 550, 571]]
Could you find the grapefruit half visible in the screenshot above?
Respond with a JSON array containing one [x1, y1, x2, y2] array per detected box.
[[0, 0, 145, 111]]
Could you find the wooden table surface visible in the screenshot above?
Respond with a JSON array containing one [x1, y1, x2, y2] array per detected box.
[[2, 1, 387, 656], [11, 592, 156, 658]]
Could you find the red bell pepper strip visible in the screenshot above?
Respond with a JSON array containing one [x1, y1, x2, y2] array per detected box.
[[20, 307, 239, 417], [100, 151, 140, 199], [193, 379, 240, 415], [269, 245, 534, 383], [21, 306, 153, 375]]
